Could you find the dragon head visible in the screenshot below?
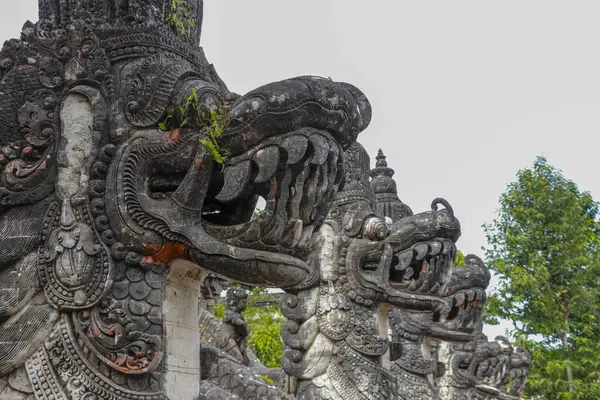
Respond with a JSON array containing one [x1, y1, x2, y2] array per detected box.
[[110, 75, 371, 289], [437, 335, 528, 399], [388, 254, 490, 352], [310, 144, 465, 316], [0, 4, 371, 393], [365, 150, 491, 342], [331, 145, 491, 324]]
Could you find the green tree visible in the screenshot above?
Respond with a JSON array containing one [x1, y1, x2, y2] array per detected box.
[[243, 293, 285, 368], [484, 156, 600, 399], [455, 249, 465, 266]]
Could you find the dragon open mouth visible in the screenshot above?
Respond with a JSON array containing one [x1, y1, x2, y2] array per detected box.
[[451, 339, 512, 392], [135, 127, 343, 259], [388, 239, 455, 293], [390, 285, 486, 343], [432, 287, 486, 335], [429, 254, 490, 338], [200, 128, 344, 258], [121, 125, 349, 288], [351, 201, 463, 311]]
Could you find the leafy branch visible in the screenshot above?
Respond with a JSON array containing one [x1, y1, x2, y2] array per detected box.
[[158, 87, 230, 165], [166, 0, 196, 38], [200, 107, 229, 165]]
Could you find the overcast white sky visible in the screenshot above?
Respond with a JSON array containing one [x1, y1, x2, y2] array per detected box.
[[3, 1, 600, 339]]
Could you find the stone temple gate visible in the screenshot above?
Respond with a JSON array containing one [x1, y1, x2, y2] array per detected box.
[[0, 1, 529, 399]]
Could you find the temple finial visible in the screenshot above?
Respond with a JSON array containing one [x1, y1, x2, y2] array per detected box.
[[375, 149, 388, 168], [370, 149, 396, 190], [370, 149, 413, 221]]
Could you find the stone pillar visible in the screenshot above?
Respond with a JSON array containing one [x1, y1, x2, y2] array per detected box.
[[163, 259, 207, 400]]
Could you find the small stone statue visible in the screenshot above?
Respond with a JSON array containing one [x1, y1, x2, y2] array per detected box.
[[217, 287, 251, 366], [200, 274, 228, 314]]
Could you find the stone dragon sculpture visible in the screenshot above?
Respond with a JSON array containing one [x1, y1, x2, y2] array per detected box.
[[436, 335, 530, 400], [372, 151, 529, 400], [0, 1, 371, 399], [387, 253, 492, 400], [371, 149, 492, 399], [278, 144, 495, 400], [0, 1, 530, 399]]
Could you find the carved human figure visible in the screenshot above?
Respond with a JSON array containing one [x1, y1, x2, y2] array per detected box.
[[217, 287, 251, 366], [199, 274, 228, 315]]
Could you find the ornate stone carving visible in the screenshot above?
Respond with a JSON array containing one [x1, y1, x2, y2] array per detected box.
[[280, 143, 484, 400], [0, 1, 529, 399], [370, 149, 413, 222], [199, 273, 228, 314], [436, 335, 530, 400], [388, 253, 491, 400], [72, 297, 163, 374], [0, 0, 372, 398]]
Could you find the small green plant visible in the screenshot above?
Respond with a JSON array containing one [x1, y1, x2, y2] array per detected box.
[[199, 107, 228, 165], [214, 303, 225, 319], [158, 87, 230, 165], [260, 375, 274, 385], [252, 208, 265, 221], [166, 0, 196, 38]]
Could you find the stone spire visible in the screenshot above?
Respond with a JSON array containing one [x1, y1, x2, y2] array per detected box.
[[370, 149, 413, 221], [370, 149, 397, 195]]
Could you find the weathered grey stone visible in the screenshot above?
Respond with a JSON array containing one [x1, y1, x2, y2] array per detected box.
[[7, 368, 32, 394], [146, 289, 163, 306], [129, 299, 152, 316], [0, 0, 528, 399], [162, 260, 206, 400], [111, 282, 131, 300], [0, 386, 30, 400], [127, 267, 146, 282], [199, 288, 250, 366], [130, 281, 152, 300], [146, 270, 164, 289]]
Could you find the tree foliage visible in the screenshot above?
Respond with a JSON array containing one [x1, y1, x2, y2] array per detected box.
[[455, 249, 465, 266], [484, 156, 600, 399], [243, 287, 285, 368]]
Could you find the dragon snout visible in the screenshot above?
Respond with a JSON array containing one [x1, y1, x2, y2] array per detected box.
[[221, 76, 372, 156]]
